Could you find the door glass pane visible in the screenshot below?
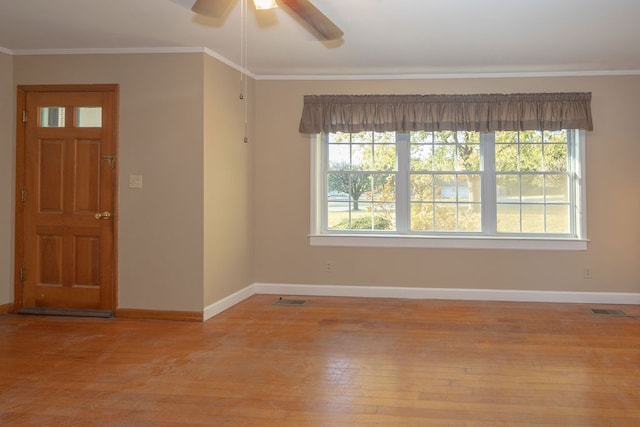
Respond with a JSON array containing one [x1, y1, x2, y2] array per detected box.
[[40, 107, 65, 128], [76, 107, 102, 127]]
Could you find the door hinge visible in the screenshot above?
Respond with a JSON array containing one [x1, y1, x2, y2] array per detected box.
[[103, 156, 116, 169], [19, 266, 24, 283], [22, 110, 27, 123], [21, 188, 26, 203]]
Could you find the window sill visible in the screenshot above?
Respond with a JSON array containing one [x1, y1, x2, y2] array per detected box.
[[309, 234, 588, 251]]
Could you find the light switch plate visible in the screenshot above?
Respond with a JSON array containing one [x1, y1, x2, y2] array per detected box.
[[128, 174, 143, 189]]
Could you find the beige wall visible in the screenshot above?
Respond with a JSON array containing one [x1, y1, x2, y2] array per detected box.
[[203, 56, 255, 306], [5, 51, 639, 314], [14, 53, 206, 311], [254, 76, 640, 294], [0, 52, 13, 305]]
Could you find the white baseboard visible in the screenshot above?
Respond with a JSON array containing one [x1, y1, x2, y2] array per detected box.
[[204, 282, 640, 321], [252, 283, 640, 305], [203, 284, 257, 321]]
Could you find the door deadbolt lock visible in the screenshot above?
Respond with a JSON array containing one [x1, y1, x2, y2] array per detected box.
[[95, 211, 112, 220]]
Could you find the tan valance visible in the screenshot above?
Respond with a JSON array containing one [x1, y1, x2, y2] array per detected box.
[[299, 92, 593, 133]]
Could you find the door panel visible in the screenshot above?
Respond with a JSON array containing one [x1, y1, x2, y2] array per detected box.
[[18, 86, 117, 313]]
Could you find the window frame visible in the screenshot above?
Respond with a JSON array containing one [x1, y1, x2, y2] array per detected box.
[[310, 130, 588, 250]]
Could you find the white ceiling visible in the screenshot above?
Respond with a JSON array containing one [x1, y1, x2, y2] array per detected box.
[[1, 0, 640, 78]]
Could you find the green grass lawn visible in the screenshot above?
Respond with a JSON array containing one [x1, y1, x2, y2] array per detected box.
[[327, 203, 569, 234]]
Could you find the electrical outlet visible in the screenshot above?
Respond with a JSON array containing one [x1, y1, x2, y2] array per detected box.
[[584, 267, 592, 279], [325, 262, 333, 273]]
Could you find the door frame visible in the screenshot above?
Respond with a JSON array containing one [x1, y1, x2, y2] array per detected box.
[[13, 84, 119, 313]]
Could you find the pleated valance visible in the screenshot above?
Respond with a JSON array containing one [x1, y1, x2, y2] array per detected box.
[[299, 92, 593, 134]]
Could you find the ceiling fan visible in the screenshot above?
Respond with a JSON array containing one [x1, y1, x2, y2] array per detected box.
[[191, 0, 343, 40]]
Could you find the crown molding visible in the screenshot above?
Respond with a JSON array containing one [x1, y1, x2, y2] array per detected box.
[[202, 47, 257, 80], [5, 46, 259, 80], [3, 46, 640, 81], [9, 46, 205, 56], [254, 69, 640, 81]]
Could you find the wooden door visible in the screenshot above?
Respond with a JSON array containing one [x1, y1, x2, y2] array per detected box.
[[15, 85, 118, 315]]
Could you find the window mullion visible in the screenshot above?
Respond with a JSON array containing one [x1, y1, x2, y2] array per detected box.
[[396, 132, 410, 233], [570, 129, 584, 238], [316, 134, 328, 233], [481, 132, 497, 234]]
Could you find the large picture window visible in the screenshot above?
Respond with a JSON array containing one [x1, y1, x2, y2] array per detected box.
[[302, 92, 591, 249], [313, 129, 585, 249]]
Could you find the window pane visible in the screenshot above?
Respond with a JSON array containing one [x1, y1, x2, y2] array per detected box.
[[497, 204, 520, 232], [457, 144, 480, 170], [327, 171, 383, 231], [459, 131, 480, 143], [521, 130, 543, 143], [434, 204, 457, 231], [328, 132, 350, 143], [496, 175, 520, 203], [40, 107, 65, 128], [76, 107, 102, 127], [545, 175, 569, 203], [458, 204, 482, 232], [328, 145, 350, 170], [339, 203, 394, 231], [373, 132, 395, 143], [410, 175, 433, 201], [496, 131, 518, 143], [544, 144, 568, 171], [544, 130, 567, 143], [372, 203, 395, 230], [373, 175, 395, 202], [410, 144, 433, 171], [373, 143, 397, 171], [433, 131, 452, 143], [351, 144, 373, 170], [546, 205, 570, 233], [459, 174, 481, 203], [495, 144, 518, 171], [432, 145, 456, 171], [327, 202, 350, 230], [351, 131, 373, 143], [356, 201, 372, 214], [522, 204, 544, 233], [521, 175, 544, 203], [327, 172, 371, 207], [519, 144, 543, 171], [410, 131, 433, 144], [434, 175, 456, 201], [410, 203, 433, 231]]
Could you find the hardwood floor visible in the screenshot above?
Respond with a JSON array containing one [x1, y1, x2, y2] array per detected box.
[[1, 295, 639, 426]]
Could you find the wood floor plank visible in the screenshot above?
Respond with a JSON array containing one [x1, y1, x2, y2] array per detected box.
[[1, 295, 639, 426]]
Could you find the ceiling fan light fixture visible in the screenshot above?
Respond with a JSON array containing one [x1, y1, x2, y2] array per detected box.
[[191, 0, 233, 18], [252, 0, 278, 10]]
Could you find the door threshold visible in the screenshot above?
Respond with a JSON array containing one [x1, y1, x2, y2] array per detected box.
[[19, 307, 113, 318]]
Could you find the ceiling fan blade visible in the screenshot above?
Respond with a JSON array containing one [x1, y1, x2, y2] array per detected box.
[[279, 0, 343, 40], [191, 0, 236, 18]]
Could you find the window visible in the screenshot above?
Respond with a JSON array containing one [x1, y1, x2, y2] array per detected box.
[[312, 129, 586, 250], [301, 92, 592, 249]]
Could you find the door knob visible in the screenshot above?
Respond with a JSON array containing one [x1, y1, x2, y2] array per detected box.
[[95, 211, 112, 220]]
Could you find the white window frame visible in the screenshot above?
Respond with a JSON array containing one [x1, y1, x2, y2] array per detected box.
[[310, 130, 588, 250]]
